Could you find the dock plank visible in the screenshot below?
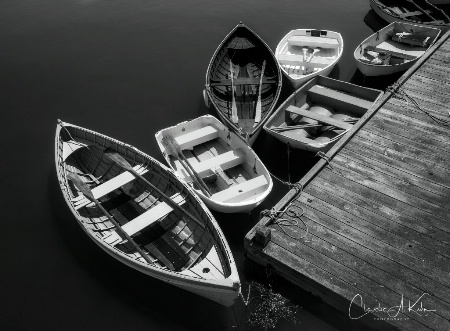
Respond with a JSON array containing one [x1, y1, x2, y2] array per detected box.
[[269, 230, 450, 328], [245, 30, 450, 331]]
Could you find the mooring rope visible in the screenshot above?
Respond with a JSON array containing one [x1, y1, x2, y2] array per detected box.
[[261, 200, 308, 241], [314, 151, 333, 169], [387, 82, 450, 127]]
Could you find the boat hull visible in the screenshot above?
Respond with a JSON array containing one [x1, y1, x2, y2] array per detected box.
[[205, 22, 282, 145], [155, 115, 273, 213], [354, 22, 441, 76], [275, 29, 343, 89], [369, 0, 450, 31], [263, 76, 383, 152], [55, 121, 240, 306]]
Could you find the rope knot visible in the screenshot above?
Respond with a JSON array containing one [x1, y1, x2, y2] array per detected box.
[[315, 151, 333, 169]]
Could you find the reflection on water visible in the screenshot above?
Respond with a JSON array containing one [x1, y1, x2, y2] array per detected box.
[[2, 0, 448, 330]]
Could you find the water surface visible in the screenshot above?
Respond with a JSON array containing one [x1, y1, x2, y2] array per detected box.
[[3, 1, 444, 330]]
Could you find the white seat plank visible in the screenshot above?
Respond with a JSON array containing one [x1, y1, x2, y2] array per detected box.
[[103, 193, 187, 245], [210, 175, 268, 203], [287, 36, 339, 48], [180, 149, 246, 181], [74, 165, 148, 210], [277, 54, 332, 67], [175, 126, 219, 150]]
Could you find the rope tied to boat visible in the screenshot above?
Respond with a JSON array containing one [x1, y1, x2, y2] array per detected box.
[[260, 200, 308, 241], [387, 83, 450, 127], [267, 143, 302, 190], [314, 151, 333, 170]]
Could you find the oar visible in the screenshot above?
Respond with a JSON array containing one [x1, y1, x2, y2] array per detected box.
[[306, 47, 320, 63], [103, 149, 206, 228], [161, 135, 212, 198], [246, 64, 257, 111], [406, 0, 435, 21], [255, 60, 266, 123], [230, 60, 239, 123], [302, 46, 309, 74], [66, 172, 155, 264], [271, 118, 358, 132]]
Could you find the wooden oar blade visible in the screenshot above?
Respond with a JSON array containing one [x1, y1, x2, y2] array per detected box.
[[254, 60, 266, 123], [67, 172, 95, 201], [161, 135, 180, 158], [103, 148, 134, 172]]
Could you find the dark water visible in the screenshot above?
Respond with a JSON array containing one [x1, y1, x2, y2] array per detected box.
[[2, 1, 448, 330]]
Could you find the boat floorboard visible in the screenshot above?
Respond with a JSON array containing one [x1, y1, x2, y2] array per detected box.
[[245, 31, 450, 331]]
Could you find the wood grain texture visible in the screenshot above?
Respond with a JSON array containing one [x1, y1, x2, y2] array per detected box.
[[245, 30, 450, 331]]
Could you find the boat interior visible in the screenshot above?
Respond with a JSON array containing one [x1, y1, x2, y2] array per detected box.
[[277, 30, 341, 78], [374, 0, 449, 23], [208, 29, 279, 135], [160, 119, 269, 204], [57, 125, 231, 279], [267, 78, 378, 147], [356, 22, 440, 65]]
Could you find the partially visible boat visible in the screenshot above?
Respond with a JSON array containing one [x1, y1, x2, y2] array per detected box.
[[263, 76, 383, 152], [275, 29, 343, 89], [369, 0, 450, 31], [155, 115, 273, 213], [204, 22, 282, 145], [354, 21, 441, 76], [55, 120, 240, 306]]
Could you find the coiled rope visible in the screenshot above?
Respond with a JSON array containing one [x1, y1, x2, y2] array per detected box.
[[387, 82, 450, 127], [261, 200, 308, 241]]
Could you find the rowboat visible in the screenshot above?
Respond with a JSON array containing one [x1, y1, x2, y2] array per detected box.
[[275, 29, 343, 89], [354, 21, 441, 76], [369, 0, 450, 31], [155, 115, 273, 213], [263, 76, 382, 152], [204, 22, 282, 146], [55, 120, 240, 306]]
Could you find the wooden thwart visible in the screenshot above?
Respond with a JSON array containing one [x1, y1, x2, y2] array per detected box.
[[210, 77, 276, 87], [286, 105, 352, 130], [175, 126, 219, 150], [73, 165, 148, 210], [180, 149, 246, 181], [104, 193, 186, 245], [210, 175, 268, 203], [277, 54, 331, 67], [365, 46, 416, 60], [287, 36, 339, 48]]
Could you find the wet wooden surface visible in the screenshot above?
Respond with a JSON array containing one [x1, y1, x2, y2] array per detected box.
[[245, 30, 450, 331]]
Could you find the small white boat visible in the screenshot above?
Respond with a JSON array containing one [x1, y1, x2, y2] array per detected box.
[[369, 0, 450, 31], [155, 115, 273, 213], [263, 76, 382, 152], [275, 29, 343, 89], [56, 120, 240, 306], [355, 21, 441, 76]]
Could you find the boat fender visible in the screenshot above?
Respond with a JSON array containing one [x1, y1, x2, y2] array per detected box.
[[203, 89, 210, 108]]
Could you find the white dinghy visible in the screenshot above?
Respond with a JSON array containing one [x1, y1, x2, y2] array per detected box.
[[275, 29, 343, 89], [155, 115, 273, 213]]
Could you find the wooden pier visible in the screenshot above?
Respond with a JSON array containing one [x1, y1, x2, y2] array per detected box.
[[245, 30, 450, 331]]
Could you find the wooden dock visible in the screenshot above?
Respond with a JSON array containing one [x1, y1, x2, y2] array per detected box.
[[245, 30, 450, 331]]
